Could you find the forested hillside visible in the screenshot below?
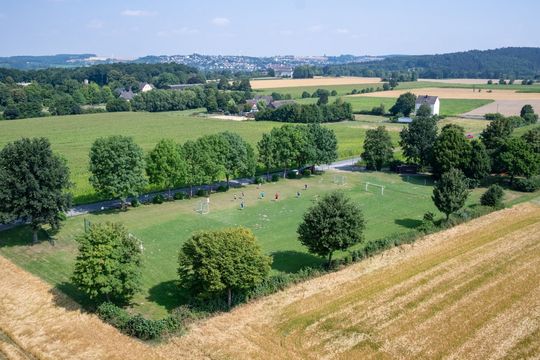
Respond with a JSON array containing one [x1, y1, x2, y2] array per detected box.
[[323, 47, 540, 79]]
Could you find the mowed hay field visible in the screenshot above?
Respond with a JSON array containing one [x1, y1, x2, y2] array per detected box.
[[0, 111, 378, 202], [157, 202, 540, 359], [1, 202, 538, 359], [355, 87, 540, 101], [250, 76, 382, 89]]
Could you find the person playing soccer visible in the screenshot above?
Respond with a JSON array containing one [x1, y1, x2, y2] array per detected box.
[[274, 192, 279, 201]]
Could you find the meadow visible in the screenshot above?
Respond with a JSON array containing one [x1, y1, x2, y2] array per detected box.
[[0, 110, 387, 202], [0, 170, 493, 318]]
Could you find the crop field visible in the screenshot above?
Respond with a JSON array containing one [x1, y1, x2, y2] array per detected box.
[[357, 87, 540, 101], [0, 111, 383, 202], [1, 200, 538, 359], [0, 170, 494, 318], [250, 76, 382, 90], [255, 83, 382, 99]]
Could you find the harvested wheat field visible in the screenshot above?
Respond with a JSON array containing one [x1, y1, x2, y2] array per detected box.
[[1, 203, 539, 359], [156, 202, 540, 359], [418, 78, 516, 85], [250, 76, 382, 89], [353, 87, 540, 101], [462, 99, 540, 117]]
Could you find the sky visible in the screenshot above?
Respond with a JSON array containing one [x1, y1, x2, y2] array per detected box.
[[1, 0, 540, 58]]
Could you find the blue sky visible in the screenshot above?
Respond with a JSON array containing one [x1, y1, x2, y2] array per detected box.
[[1, 0, 539, 58]]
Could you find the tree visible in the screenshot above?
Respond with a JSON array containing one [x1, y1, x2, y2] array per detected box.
[[480, 116, 515, 173], [362, 126, 394, 170], [220, 131, 256, 186], [317, 92, 329, 105], [301, 91, 311, 98], [183, 139, 212, 196], [432, 168, 470, 220], [431, 124, 471, 178], [178, 227, 271, 307], [298, 191, 365, 266], [464, 140, 491, 182], [146, 139, 187, 198], [306, 123, 338, 166], [106, 98, 131, 112], [499, 138, 540, 184], [390, 92, 416, 116], [271, 125, 310, 177], [520, 104, 538, 124], [389, 78, 399, 88], [415, 103, 432, 117], [257, 132, 276, 179], [72, 222, 142, 304], [89, 136, 148, 207], [522, 127, 540, 154], [399, 115, 438, 167], [0, 138, 71, 243], [480, 184, 504, 207], [520, 104, 534, 118]]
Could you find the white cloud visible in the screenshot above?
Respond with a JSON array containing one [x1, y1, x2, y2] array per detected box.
[[307, 25, 323, 33], [121, 9, 157, 17], [87, 19, 104, 29], [157, 27, 199, 37], [335, 28, 349, 34], [279, 30, 294, 36], [211, 17, 230, 26]]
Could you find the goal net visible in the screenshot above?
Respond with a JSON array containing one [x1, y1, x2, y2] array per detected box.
[[333, 175, 347, 185], [365, 182, 385, 195], [196, 200, 209, 214]]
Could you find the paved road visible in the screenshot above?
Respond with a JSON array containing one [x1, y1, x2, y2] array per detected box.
[[0, 157, 362, 232]]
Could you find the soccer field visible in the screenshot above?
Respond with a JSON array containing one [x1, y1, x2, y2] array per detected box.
[[0, 170, 490, 318]]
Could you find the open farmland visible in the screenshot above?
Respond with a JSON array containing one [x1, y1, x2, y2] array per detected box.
[[1, 201, 538, 359], [0, 111, 381, 202], [250, 76, 382, 89]]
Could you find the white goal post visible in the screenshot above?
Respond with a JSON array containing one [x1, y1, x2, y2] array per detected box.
[[196, 200, 209, 214], [333, 175, 347, 185], [365, 182, 385, 195]]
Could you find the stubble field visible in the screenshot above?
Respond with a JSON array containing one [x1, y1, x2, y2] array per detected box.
[[250, 76, 382, 89]]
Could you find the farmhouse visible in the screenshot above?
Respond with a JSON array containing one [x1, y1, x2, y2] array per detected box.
[[115, 88, 135, 101], [245, 96, 296, 112], [139, 82, 155, 92], [415, 95, 440, 115], [270, 65, 294, 78]]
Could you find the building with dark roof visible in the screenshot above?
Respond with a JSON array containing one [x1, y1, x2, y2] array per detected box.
[[415, 95, 440, 115]]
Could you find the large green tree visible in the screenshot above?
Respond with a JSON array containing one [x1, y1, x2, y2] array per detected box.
[[0, 138, 71, 243], [522, 127, 540, 154], [499, 138, 540, 184], [89, 136, 148, 207], [480, 117, 515, 173], [178, 227, 271, 307], [272, 125, 310, 177], [72, 222, 142, 304], [146, 139, 187, 199], [183, 139, 212, 196], [220, 132, 256, 186], [362, 126, 394, 171], [257, 132, 276, 179], [390, 92, 416, 116], [464, 139, 491, 182], [432, 168, 470, 220], [431, 124, 471, 178], [399, 115, 438, 167], [306, 123, 338, 166], [297, 191, 365, 265]]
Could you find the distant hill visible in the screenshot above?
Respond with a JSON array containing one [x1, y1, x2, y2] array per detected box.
[[323, 47, 540, 79], [0, 54, 117, 70]]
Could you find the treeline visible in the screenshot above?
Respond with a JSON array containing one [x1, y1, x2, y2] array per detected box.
[[130, 87, 251, 113], [255, 99, 353, 123], [322, 47, 540, 79]]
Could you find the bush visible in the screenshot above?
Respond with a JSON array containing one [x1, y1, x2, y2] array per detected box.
[[287, 170, 299, 179], [173, 192, 187, 200], [513, 177, 540, 192], [196, 189, 209, 197], [480, 184, 505, 207], [131, 198, 141, 207], [370, 104, 385, 115], [254, 176, 265, 184], [303, 169, 312, 177], [467, 178, 481, 189], [216, 185, 229, 192], [97, 302, 181, 340], [152, 194, 165, 204], [271, 174, 280, 182]]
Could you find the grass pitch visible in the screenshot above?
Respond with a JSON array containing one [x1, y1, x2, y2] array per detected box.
[[0, 170, 492, 318]]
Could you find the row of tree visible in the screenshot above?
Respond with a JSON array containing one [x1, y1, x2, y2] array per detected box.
[[255, 99, 353, 123]]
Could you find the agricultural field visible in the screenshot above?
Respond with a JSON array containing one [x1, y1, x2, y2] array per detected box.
[[1, 199, 538, 359], [0, 170, 496, 319], [0, 111, 381, 202], [255, 82, 381, 99], [250, 76, 381, 90]]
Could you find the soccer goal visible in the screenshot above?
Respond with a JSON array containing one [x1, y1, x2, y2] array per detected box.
[[365, 182, 385, 195], [333, 175, 347, 185], [196, 200, 210, 214]]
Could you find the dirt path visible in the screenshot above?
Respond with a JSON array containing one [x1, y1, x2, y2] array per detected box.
[[1, 203, 539, 359]]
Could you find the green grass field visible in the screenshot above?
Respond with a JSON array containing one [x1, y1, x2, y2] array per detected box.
[[297, 96, 493, 116], [256, 83, 381, 99], [0, 170, 496, 318], [0, 111, 390, 202]]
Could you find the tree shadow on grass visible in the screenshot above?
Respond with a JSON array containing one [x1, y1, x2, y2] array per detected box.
[[0, 226, 53, 248], [50, 282, 95, 312], [147, 280, 190, 312], [270, 250, 324, 273], [394, 218, 423, 229]]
